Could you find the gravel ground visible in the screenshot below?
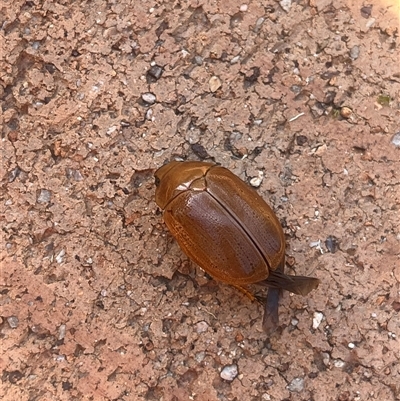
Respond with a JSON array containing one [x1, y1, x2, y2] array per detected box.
[[1, 0, 399, 400]]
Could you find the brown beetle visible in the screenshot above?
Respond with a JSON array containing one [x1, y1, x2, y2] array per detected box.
[[155, 161, 319, 332]]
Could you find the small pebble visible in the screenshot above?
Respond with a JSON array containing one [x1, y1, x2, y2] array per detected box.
[[254, 17, 265, 32], [66, 168, 83, 181], [220, 364, 238, 381], [348, 342, 355, 349], [279, 0, 292, 12], [195, 351, 205, 362], [58, 324, 66, 340], [287, 377, 304, 393], [193, 55, 203, 66], [309, 240, 322, 249], [360, 5, 373, 18], [55, 355, 66, 362], [209, 76, 222, 92], [340, 107, 353, 119], [191, 143, 209, 158], [195, 321, 209, 333], [391, 132, 400, 147], [106, 125, 117, 135], [146, 108, 153, 120], [250, 171, 264, 187], [8, 167, 20, 183], [37, 189, 52, 204], [349, 45, 360, 60], [291, 318, 299, 326], [147, 65, 163, 80], [240, 4, 248, 12], [334, 359, 345, 368], [325, 235, 339, 253], [7, 316, 19, 329], [322, 352, 330, 367], [366, 18, 376, 29], [312, 312, 324, 329], [141, 92, 156, 104], [296, 135, 308, 146], [56, 249, 65, 264]]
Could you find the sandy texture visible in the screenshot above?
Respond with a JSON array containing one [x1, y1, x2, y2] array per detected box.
[[1, 0, 399, 400]]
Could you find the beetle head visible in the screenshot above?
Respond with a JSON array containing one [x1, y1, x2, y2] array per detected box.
[[154, 161, 214, 209]]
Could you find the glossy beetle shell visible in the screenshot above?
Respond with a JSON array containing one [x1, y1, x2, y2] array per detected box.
[[155, 161, 285, 285]]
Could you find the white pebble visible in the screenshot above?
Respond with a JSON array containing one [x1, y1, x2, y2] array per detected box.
[[312, 312, 324, 329], [58, 324, 66, 340], [287, 377, 304, 393], [37, 189, 52, 204], [7, 316, 19, 329], [220, 364, 238, 381], [195, 352, 205, 362], [55, 249, 65, 264], [195, 321, 209, 334], [209, 76, 222, 92], [334, 359, 345, 368], [240, 4, 248, 12], [146, 108, 153, 120], [142, 92, 156, 104], [279, 0, 292, 12], [348, 342, 355, 349], [322, 352, 330, 366], [391, 132, 400, 147], [366, 18, 376, 29], [255, 18, 265, 30], [250, 171, 264, 187], [107, 126, 117, 135], [309, 240, 321, 248]]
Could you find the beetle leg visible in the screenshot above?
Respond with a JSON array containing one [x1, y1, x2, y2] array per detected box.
[[262, 287, 281, 333], [259, 270, 320, 296], [233, 285, 256, 302], [262, 261, 284, 333], [233, 285, 280, 333]]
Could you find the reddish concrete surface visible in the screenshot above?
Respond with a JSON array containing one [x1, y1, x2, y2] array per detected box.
[[1, 0, 399, 400]]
